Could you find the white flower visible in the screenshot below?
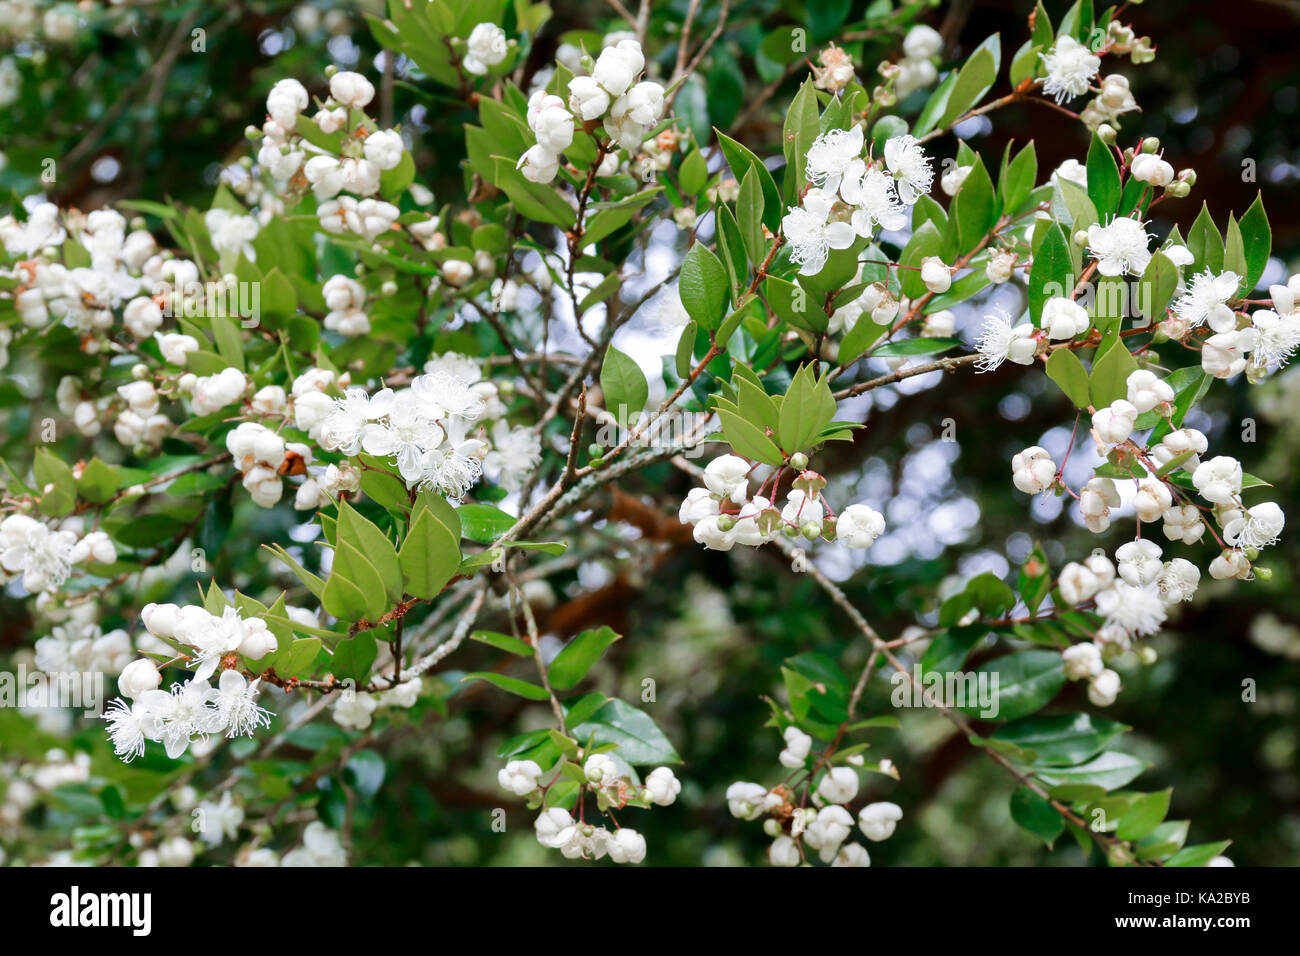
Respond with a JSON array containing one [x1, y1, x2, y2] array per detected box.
[[1051, 159, 1088, 191], [903, 24, 943, 60], [1157, 557, 1201, 604], [836, 503, 885, 549], [1201, 329, 1253, 379], [123, 296, 163, 339], [692, 514, 736, 552], [498, 759, 544, 796], [70, 530, 116, 565], [1081, 477, 1119, 533], [1209, 548, 1252, 580], [1133, 478, 1173, 524], [583, 752, 620, 786], [607, 828, 647, 864], [1088, 668, 1121, 707], [463, 23, 508, 75], [1130, 153, 1175, 187], [679, 487, 720, 524], [883, 134, 933, 204], [266, 78, 308, 128], [782, 187, 856, 276], [805, 126, 864, 194], [769, 835, 800, 867], [195, 791, 244, 847], [840, 165, 907, 234], [191, 367, 247, 416], [941, 164, 972, 197], [974, 311, 1038, 371], [482, 421, 541, 492], [1087, 217, 1152, 277], [1011, 446, 1056, 495], [156, 332, 199, 367], [205, 208, 260, 259], [527, 94, 575, 154], [1095, 582, 1167, 638], [804, 804, 853, 862], [645, 766, 681, 806], [118, 659, 162, 699], [1092, 399, 1138, 445], [516, 144, 560, 184], [1040, 36, 1101, 103], [1063, 642, 1104, 680], [102, 697, 160, 762], [1041, 297, 1091, 340], [1058, 562, 1101, 604], [363, 129, 405, 171], [329, 70, 375, 108], [592, 39, 644, 96], [0, 516, 76, 592], [726, 781, 770, 820], [1162, 505, 1206, 545], [153, 679, 222, 759], [1125, 369, 1175, 414], [921, 256, 952, 294], [1250, 309, 1300, 367], [1116, 539, 1163, 587], [816, 766, 859, 805], [1223, 501, 1284, 551], [534, 808, 576, 848], [703, 454, 750, 503], [1192, 456, 1242, 505], [1172, 270, 1241, 333], [782, 489, 825, 533], [567, 76, 611, 121], [779, 726, 813, 768], [611, 81, 664, 127], [857, 801, 903, 841], [832, 843, 872, 867]]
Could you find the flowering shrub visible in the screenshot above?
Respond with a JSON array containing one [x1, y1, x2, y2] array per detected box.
[[0, 0, 1291, 868]]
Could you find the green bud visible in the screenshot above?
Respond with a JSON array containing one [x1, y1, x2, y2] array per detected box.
[[789, 452, 809, 471], [1255, 566, 1272, 581], [1141, 137, 1161, 154], [801, 521, 821, 540]]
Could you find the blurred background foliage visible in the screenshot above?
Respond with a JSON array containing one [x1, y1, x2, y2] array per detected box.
[[1, 0, 1297, 865]]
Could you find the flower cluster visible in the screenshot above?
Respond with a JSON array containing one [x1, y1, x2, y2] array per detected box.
[[501, 755, 680, 864], [680, 454, 886, 553], [784, 125, 933, 275], [518, 36, 665, 184], [1, 514, 117, 594], [729, 726, 902, 866]]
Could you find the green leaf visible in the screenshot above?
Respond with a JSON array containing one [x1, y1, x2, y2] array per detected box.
[[1036, 752, 1146, 791], [679, 243, 730, 329], [717, 408, 784, 466], [675, 321, 698, 379], [455, 503, 517, 543], [765, 275, 826, 333], [1237, 193, 1270, 291], [782, 80, 821, 200], [1088, 340, 1139, 408], [337, 501, 402, 604], [278, 637, 322, 678], [462, 672, 551, 700], [399, 507, 460, 599], [332, 632, 377, 683], [737, 167, 767, 265], [1165, 840, 1232, 867], [1010, 786, 1065, 848], [994, 713, 1127, 766], [1028, 223, 1073, 325], [1045, 348, 1091, 407], [937, 39, 1000, 129], [679, 149, 708, 195], [471, 629, 533, 656], [715, 130, 782, 232], [1085, 135, 1121, 218], [1115, 788, 1172, 841], [999, 140, 1038, 215], [570, 697, 681, 765], [1186, 202, 1223, 276], [548, 625, 621, 691], [951, 155, 998, 253], [960, 649, 1065, 722], [600, 345, 649, 425]]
